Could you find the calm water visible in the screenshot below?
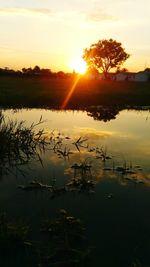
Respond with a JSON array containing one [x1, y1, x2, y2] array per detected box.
[[1, 108, 150, 266]]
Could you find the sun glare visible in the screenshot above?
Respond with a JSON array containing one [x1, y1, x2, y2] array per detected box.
[[71, 58, 87, 74]]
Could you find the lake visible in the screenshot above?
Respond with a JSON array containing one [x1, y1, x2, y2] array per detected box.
[[1, 107, 150, 267]]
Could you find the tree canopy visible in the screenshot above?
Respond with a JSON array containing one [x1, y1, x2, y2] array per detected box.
[[83, 39, 130, 78]]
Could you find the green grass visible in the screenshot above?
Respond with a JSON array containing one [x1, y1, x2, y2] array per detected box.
[[0, 76, 150, 108]]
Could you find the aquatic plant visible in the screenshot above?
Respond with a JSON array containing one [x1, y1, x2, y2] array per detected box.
[[0, 212, 29, 248], [130, 259, 143, 267], [0, 112, 48, 176], [68, 159, 95, 194], [41, 209, 85, 244], [73, 136, 88, 152], [57, 146, 73, 159], [40, 210, 92, 267], [18, 180, 52, 191], [96, 146, 112, 162]]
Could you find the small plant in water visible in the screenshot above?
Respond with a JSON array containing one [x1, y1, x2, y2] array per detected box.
[[0, 212, 29, 249], [40, 209, 91, 267]]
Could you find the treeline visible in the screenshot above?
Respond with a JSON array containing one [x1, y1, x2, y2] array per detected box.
[[0, 65, 73, 78]]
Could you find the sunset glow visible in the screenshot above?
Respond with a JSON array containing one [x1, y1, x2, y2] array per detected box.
[[61, 75, 80, 110], [0, 0, 150, 71], [71, 58, 87, 74]]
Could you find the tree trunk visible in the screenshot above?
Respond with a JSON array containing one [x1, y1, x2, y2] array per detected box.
[[103, 71, 108, 80]]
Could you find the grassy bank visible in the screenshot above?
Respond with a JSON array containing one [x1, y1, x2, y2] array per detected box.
[[0, 76, 150, 108]]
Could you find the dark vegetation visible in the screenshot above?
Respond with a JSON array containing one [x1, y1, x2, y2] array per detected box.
[[0, 112, 48, 177], [0, 76, 150, 109], [0, 65, 70, 78], [0, 210, 91, 267]]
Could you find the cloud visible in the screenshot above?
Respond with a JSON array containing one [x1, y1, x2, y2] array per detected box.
[[74, 127, 113, 140], [86, 10, 117, 22], [0, 7, 52, 17], [0, 7, 117, 22]]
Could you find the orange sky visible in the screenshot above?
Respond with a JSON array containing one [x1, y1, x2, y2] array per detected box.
[[0, 0, 150, 72]]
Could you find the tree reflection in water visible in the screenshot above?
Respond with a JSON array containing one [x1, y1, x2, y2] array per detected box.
[[86, 106, 121, 122]]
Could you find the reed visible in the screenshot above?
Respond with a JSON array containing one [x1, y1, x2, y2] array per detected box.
[[0, 111, 47, 176]]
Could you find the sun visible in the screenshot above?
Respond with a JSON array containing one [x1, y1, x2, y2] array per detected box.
[[71, 58, 87, 74]]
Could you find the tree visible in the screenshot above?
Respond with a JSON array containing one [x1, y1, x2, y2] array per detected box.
[[116, 67, 128, 73], [144, 68, 150, 72], [86, 66, 99, 76], [40, 68, 52, 76], [83, 39, 130, 79], [32, 65, 41, 75], [57, 71, 65, 78]]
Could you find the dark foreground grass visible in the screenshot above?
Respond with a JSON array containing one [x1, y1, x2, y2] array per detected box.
[[0, 76, 150, 108]]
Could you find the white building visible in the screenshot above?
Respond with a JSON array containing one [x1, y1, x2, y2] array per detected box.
[[115, 71, 149, 82], [135, 72, 149, 82], [115, 72, 135, 81], [85, 71, 149, 82]]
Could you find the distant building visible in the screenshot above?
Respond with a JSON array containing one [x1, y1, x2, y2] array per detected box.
[[115, 71, 149, 82], [115, 72, 135, 81], [85, 71, 149, 82], [135, 72, 149, 82]]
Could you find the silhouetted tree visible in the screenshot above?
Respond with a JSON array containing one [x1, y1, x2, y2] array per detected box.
[[86, 66, 99, 77], [0, 66, 72, 78], [0, 67, 16, 76], [32, 65, 41, 75], [40, 68, 52, 76], [83, 39, 130, 79], [57, 71, 65, 78], [144, 68, 150, 72], [116, 67, 128, 73], [143, 68, 150, 81], [22, 68, 27, 74]]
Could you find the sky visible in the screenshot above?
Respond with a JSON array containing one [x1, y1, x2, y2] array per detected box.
[[0, 0, 150, 72]]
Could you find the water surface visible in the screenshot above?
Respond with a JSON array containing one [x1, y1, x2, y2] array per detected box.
[[1, 108, 150, 267]]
